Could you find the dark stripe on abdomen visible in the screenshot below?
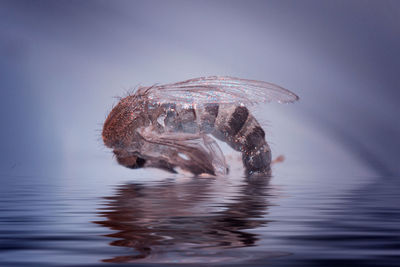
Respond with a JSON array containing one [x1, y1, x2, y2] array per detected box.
[[200, 104, 219, 133], [227, 106, 249, 136], [205, 104, 219, 123], [244, 126, 265, 151]]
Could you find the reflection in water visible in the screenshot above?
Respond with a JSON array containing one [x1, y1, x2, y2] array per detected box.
[[95, 176, 274, 263]]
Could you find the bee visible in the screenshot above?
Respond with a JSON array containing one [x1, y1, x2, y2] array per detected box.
[[102, 76, 298, 176]]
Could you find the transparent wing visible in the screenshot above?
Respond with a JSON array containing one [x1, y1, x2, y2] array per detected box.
[[145, 76, 299, 107]]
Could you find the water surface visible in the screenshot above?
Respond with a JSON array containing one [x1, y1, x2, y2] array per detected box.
[[1, 165, 399, 266]]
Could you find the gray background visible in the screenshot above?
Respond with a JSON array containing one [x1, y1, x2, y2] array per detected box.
[[1, 0, 399, 177]]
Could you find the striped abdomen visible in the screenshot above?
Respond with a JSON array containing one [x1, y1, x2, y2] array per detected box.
[[211, 105, 271, 175], [184, 104, 271, 175]]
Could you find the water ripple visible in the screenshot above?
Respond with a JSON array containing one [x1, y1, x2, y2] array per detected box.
[[0, 174, 399, 266]]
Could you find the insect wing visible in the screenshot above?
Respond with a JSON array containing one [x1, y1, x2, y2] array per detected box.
[[137, 127, 227, 175], [146, 76, 299, 107]]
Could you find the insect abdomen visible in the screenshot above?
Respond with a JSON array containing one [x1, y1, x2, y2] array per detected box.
[[162, 104, 271, 175], [213, 105, 271, 175]]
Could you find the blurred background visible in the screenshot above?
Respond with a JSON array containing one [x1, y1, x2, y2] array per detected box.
[[1, 0, 399, 178], [1, 1, 400, 266]]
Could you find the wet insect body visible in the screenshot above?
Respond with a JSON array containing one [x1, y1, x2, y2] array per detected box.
[[102, 76, 298, 176]]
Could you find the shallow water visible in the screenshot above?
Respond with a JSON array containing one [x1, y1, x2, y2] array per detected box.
[[1, 169, 399, 266]]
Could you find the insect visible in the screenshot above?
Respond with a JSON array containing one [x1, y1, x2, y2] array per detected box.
[[102, 76, 299, 176]]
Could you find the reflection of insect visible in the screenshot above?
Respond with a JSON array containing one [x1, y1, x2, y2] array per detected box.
[[102, 76, 298, 176], [96, 177, 271, 262]]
